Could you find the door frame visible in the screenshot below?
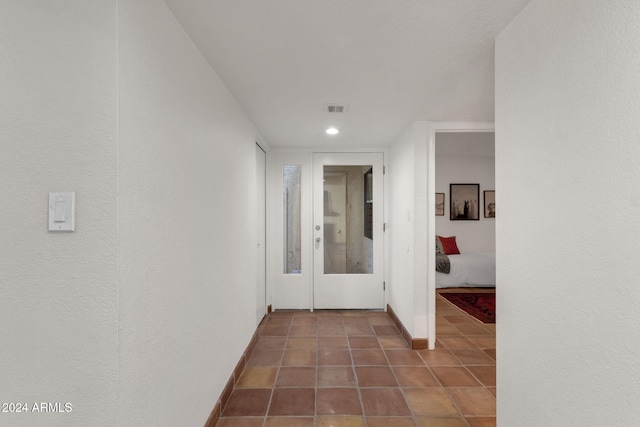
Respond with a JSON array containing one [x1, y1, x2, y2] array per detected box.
[[267, 148, 389, 311], [427, 122, 494, 349], [255, 142, 267, 326]]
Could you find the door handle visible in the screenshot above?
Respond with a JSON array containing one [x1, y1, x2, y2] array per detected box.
[[315, 237, 322, 243]]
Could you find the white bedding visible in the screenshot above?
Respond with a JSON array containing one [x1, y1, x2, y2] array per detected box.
[[436, 252, 496, 288]]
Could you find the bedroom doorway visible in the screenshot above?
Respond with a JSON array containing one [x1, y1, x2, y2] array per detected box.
[[312, 152, 384, 309], [427, 123, 495, 349]]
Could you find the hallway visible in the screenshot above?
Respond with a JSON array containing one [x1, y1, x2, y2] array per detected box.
[[215, 293, 496, 427]]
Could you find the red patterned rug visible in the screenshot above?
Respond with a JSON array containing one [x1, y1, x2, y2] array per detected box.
[[440, 292, 495, 323]]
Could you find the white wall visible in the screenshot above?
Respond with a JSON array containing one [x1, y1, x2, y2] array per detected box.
[[0, 2, 118, 426], [436, 132, 495, 253], [118, 1, 261, 426], [1, 1, 263, 426], [388, 122, 429, 338], [496, 0, 640, 425]]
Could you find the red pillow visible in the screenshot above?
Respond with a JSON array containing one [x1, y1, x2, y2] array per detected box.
[[438, 236, 460, 255]]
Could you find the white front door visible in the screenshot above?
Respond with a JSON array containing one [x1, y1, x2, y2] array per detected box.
[[313, 152, 384, 309]]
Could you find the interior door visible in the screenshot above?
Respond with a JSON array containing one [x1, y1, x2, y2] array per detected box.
[[313, 152, 384, 309]]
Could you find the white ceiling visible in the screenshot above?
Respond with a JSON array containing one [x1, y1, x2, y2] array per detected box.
[[163, 0, 531, 148]]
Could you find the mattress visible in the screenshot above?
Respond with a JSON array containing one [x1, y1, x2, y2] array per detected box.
[[436, 252, 496, 288]]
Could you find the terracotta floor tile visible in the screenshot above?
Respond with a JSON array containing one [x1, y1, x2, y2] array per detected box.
[[247, 350, 283, 367], [366, 417, 416, 427], [318, 336, 350, 349], [437, 308, 463, 316], [393, 367, 440, 387], [216, 418, 265, 427], [466, 366, 496, 387], [265, 417, 314, 427], [292, 316, 318, 326], [316, 388, 363, 415], [318, 349, 352, 365], [455, 324, 492, 335], [465, 417, 497, 427], [437, 336, 477, 350], [351, 349, 387, 366], [266, 316, 293, 325], [345, 325, 375, 336], [483, 349, 496, 361], [343, 316, 371, 325], [403, 388, 459, 416], [236, 367, 278, 388], [415, 417, 468, 427], [430, 366, 481, 387], [355, 366, 398, 387], [417, 349, 461, 366], [282, 350, 316, 366], [349, 336, 381, 349], [466, 336, 496, 349], [436, 325, 463, 335], [360, 388, 411, 416], [316, 416, 365, 427], [222, 388, 271, 417], [260, 325, 291, 336], [218, 299, 497, 426], [447, 388, 496, 416], [256, 336, 287, 350], [378, 336, 409, 349], [268, 388, 315, 416], [286, 337, 317, 350], [318, 314, 344, 324], [318, 366, 357, 387], [436, 314, 451, 324], [367, 316, 395, 326], [275, 367, 316, 387], [450, 349, 495, 366], [289, 325, 318, 336], [442, 316, 475, 325], [385, 349, 425, 366], [319, 325, 347, 336]]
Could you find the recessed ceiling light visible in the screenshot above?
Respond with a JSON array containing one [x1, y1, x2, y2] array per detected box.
[[326, 127, 339, 135]]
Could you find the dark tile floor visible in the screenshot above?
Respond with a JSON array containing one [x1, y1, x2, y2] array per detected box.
[[216, 290, 496, 427]]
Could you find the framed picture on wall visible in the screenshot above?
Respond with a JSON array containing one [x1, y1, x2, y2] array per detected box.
[[450, 184, 480, 221], [484, 190, 496, 218], [435, 193, 445, 216]]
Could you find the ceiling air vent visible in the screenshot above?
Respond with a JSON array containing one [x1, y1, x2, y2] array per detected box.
[[324, 103, 349, 113]]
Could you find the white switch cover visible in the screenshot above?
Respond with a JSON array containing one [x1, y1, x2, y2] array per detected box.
[[48, 192, 75, 231]]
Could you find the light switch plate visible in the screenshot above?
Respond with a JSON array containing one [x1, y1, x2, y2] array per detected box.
[[48, 192, 75, 231]]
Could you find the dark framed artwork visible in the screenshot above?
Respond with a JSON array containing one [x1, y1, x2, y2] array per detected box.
[[484, 190, 495, 218], [435, 193, 445, 216], [450, 184, 480, 221]]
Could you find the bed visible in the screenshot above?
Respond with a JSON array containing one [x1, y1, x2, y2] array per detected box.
[[436, 252, 496, 288]]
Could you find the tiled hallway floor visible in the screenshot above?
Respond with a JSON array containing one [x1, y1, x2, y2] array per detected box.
[[216, 291, 496, 427]]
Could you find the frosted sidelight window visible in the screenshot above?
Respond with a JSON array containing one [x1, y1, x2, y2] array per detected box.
[[284, 165, 302, 274]]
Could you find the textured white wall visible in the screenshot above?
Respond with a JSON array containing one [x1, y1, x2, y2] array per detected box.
[[0, 1, 118, 426], [388, 126, 416, 333], [388, 122, 429, 338], [435, 132, 495, 253], [496, 0, 640, 425], [117, 1, 261, 425]]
